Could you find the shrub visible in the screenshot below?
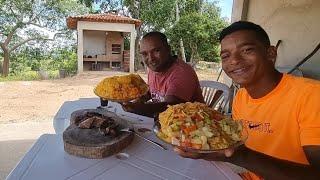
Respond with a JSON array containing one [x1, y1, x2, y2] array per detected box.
[[0, 71, 40, 81], [48, 70, 59, 79]]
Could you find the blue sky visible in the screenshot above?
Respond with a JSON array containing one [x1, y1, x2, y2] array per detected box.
[[216, 0, 233, 21]]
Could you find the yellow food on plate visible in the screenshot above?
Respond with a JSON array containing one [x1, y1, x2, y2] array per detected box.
[[158, 102, 243, 150], [94, 74, 148, 101]]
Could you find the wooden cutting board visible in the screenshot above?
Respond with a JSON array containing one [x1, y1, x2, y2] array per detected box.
[[63, 109, 134, 159]]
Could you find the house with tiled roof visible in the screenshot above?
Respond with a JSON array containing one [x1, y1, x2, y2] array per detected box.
[[67, 12, 142, 73]]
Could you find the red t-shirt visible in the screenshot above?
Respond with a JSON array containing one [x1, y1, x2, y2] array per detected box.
[[148, 59, 204, 103]]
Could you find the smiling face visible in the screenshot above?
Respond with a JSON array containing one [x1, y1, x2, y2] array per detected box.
[[140, 36, 172, 72], [220, 30, 276, 87]]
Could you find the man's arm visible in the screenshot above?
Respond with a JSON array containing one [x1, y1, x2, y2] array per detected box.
[[227, 145, 320, 180], [175, 145, 320, 180], [304, 145, 320, 168], [121, 95, 184, 117]]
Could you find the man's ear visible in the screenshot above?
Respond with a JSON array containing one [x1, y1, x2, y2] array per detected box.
[[267, 46, 277, 65]]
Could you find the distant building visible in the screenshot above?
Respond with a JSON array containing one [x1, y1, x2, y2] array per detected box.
[[67, 12, 142, 73]]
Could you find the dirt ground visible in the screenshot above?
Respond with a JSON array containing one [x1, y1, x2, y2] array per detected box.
[[0, 71, 127, 124], [0, 70, 217, 124], [0, 70, 218, 179]]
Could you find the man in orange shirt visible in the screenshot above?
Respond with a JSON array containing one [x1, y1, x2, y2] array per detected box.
[[175, 21, 320, 179]]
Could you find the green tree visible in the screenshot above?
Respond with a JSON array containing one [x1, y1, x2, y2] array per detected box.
[[50, 47, 77, 75], [123, 0, 176, 69], [168, 1, 227, 64], [79, 0, 121, 13], [0, 0, 88, 76], [9, 47, 44, 74], [76, 0, 227, 67], [78, 0, 176, 69]]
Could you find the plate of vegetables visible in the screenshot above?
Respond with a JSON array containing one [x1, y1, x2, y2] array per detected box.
[[153, 102, 247, 153]]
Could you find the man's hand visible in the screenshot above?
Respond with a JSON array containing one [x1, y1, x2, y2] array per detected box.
[[135, 92, 151, 103], [120, 92, 151, 115], [121, 101, 146, 114], [120, 101, 163, 117]]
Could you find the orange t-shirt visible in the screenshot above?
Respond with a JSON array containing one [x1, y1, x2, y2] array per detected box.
[[233, 74, 320, 165]]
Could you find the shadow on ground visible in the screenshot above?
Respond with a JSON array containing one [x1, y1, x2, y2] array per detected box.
[[0, 139, 35, 180]]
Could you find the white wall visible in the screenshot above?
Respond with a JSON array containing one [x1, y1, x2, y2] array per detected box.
[[83, 30, 106, 56], [246, 0, 320, 79]]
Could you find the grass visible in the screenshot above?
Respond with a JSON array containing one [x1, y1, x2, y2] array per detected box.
[[0, 61, 221, 82], [0, 69, 220, 82], [0, 70, 60, 82]]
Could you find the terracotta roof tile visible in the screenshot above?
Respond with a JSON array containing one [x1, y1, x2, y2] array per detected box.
[[66, 13, 142, 29]]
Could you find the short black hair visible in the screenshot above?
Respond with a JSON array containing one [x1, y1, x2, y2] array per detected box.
[[219, 21, 270, 46], [142, 31, 169, 47]]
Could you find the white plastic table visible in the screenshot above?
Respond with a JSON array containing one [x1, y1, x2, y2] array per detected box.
[[6, 98, 241, 180]]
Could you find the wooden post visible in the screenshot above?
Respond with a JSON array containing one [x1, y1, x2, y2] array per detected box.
[[129, 31, 136, 73], [77, 25, 83, 73], [231, 0, 249, 22]]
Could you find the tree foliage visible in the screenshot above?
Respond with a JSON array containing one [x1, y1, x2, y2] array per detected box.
[[79, 0, 122, 13], [122, 0, 176, 69], [137, 0, 176, 31], [0, 0, 228, 78], [79, 0, 227, 64], [168, 1, 227, 63], [8, 46, 77, 77], [0, 0, 88, 76]]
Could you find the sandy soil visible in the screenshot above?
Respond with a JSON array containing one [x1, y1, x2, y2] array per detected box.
[[0, 71, 129, 124], [0, 70, 217, 125], [0, 71, 130, 179], [0, 70, 218, 179]]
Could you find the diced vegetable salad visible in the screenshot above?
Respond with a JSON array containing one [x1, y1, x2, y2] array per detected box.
[[158, 102, 243, 150]]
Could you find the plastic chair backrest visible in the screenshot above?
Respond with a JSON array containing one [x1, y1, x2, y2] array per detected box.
[[276, 66, 304, 77], [200, 80, 231, 113]]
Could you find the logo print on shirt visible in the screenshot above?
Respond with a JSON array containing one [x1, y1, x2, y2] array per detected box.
[[248, 123, 261, 129], [151, 92, 165, 102], [241, 120, 273, 134]]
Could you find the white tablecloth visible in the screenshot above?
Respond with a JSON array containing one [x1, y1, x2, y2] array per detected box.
[[7, 98, 241, 180]]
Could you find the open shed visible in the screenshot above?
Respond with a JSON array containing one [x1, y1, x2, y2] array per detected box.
[[67, 12, 142, 73]]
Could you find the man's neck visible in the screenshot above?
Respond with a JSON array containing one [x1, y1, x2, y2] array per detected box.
[[245, 71, 283, 99], [158, 56, 177, 73]]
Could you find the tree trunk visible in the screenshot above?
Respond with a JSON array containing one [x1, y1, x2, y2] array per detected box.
[[190, 48, 194, 65], [190, 45, 197, 69], [2, 49, 9, 77], [179, 39, 186, 62], [135, 27, 147, 72], [175, 1, 186, 62], [198, 0, 203, 14], [134, 27, 145, 71]]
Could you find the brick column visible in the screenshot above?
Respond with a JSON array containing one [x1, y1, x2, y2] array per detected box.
[[123, 50, 130, 72]]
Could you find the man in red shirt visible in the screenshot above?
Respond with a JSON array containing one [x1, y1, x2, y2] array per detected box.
[[122, 32, 204, 117]]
